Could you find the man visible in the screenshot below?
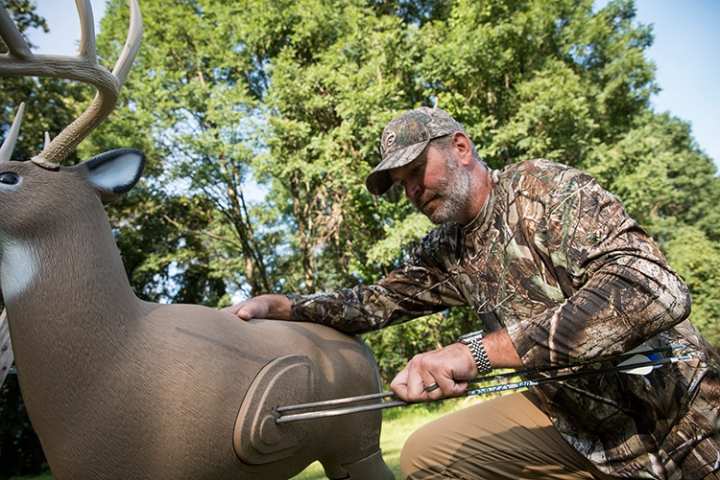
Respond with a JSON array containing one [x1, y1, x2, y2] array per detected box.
[[226, 107, 720, 479]]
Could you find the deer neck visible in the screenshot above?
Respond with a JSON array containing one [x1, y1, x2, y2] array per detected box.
[[1, 200, 141, 355]]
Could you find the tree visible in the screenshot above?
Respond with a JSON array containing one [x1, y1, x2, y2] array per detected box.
[[90, 0, 278, 301]]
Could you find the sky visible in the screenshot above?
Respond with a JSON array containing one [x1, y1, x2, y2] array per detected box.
[[616, 0, 719, 165], [26, 1, 720, 167]]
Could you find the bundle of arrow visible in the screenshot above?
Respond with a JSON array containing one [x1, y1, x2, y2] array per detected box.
[[274, 345, 696, 424]]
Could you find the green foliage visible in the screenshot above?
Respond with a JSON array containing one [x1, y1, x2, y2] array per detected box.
[[367, 307, 477, 382], [85, 0, 281, 299], [585, 112, 720, 242], [366, 212, 434, 266], [665, 227, 720, 345], [256, 0, 429, 292], [416, 0, 656, 166]]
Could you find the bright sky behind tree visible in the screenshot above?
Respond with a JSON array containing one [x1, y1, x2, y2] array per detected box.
[[27, 0, 719, 166]]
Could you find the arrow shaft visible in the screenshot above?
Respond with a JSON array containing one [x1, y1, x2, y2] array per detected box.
[[275, 352, 696, 424], [276, 346, 684, 414]]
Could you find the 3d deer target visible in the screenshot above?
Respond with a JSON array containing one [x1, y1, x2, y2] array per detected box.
[[0, 2, 393, 479]]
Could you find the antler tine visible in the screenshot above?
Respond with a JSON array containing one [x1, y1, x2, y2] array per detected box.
[[113, 0, 143, 84], [76, 0, 97, 61], [0, 7, 31, 59], [0, 102, 26, 164], [0, 0, 142, 168]]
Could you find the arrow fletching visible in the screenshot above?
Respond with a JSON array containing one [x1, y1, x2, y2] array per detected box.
[[617, 354, 658, 375]]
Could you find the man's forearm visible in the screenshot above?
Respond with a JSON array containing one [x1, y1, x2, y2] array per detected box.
[[455, 328, 523, 376], [480, 329, 523, 369], [264, 294, 292, 320]]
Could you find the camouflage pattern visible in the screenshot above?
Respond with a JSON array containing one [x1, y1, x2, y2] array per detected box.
[[291, 159, 720, 479], [366, 107, 465, 195]]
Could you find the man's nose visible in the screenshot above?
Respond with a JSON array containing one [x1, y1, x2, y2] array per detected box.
[[405, 181, 421, 202]]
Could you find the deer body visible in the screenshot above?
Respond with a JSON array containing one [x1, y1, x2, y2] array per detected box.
[[1, 158, 392, 479]]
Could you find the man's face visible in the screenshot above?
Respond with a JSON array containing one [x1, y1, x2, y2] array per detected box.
[[390, 142, 472, 225]]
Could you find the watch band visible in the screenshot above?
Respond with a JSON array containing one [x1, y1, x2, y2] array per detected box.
[[458, 330, 493, 375]]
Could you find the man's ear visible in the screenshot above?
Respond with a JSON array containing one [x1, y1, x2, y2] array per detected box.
[[74, 148, 145, 200], [452, 132, 474, 165]]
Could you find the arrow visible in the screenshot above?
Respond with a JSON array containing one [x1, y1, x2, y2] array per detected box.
[[274, 349, 697, 424]]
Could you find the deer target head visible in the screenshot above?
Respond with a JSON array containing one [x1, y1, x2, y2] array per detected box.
[[0, 104, 146, 238], [0, 105, 145, 304]]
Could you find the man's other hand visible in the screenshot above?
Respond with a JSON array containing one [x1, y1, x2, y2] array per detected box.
[[222, 294, 292, 321], [391, 343, 478, 402]]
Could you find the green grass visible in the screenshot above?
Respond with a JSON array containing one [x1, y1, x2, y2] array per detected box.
[[9, 397, 477, 480], [292, 396, 479, 480], [9, 474, 52, 480]]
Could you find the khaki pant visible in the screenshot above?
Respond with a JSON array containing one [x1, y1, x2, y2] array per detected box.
[[400, 392, 720, 480]]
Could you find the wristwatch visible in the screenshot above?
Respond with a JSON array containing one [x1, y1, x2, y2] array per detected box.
[[458, 330, 493, 375]]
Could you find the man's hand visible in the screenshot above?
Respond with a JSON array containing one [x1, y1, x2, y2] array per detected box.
[[223, 294, 292, 321], [391, 343, 478, 402]]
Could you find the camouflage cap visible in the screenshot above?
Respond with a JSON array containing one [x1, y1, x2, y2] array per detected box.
[[366, 106, 465, 196]]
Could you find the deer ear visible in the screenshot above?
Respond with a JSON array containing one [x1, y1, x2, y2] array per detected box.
[[79, 149, 145, 196]]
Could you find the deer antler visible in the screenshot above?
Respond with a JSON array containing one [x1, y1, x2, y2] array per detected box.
[[0, 102, 25, 164], [0, 0, 142, 168]]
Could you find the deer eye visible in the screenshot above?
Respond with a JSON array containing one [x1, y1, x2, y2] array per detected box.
[[0, 172, 19, 185]]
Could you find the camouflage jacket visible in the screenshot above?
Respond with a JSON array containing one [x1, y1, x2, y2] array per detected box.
[[290, 159, 720, 479]]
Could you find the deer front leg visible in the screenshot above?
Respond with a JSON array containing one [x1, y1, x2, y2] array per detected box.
[[322, 450, 395, 480]]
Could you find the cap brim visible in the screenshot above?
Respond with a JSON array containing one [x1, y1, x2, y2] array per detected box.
[[366, 142, 428, 196]]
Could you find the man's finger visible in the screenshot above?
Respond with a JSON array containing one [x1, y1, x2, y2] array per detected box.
[[433, 367, 462, 397], [390, 368, 410, 400], [224, 306, 248, 320], [405, 359, 429, 400], [450, 381, 468, 397], [419, 368, 443, 401]]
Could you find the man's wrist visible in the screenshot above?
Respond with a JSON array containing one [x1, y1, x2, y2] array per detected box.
[[454, 342, 479, 378], [265, 294, 293, 320], [458, 330, 493, 376]]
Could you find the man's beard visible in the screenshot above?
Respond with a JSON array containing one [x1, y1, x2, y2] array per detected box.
[[425, 154, 471, 225]]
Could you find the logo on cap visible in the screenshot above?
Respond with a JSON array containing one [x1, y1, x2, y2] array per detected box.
[[382, 132, 397, 154]]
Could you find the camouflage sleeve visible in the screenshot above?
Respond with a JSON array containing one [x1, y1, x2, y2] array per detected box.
[[506, 166, 691, 368], [289, 227, 467, 334]]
